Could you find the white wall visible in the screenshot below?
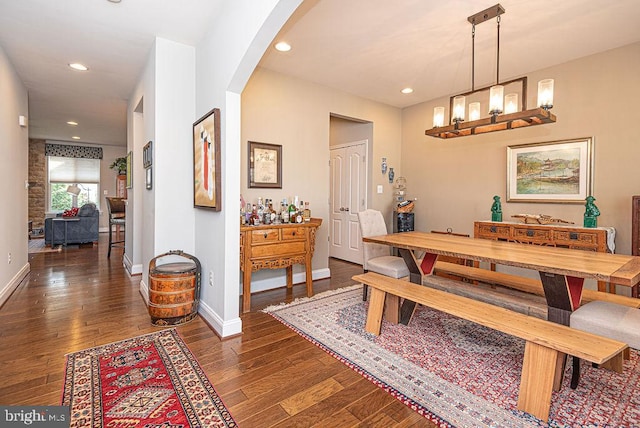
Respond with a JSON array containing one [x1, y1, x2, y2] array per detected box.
[[241, 68, 403, 288], [0, 45, 29, 307], [194, 0, 302, 336], [127, 39, 196, 285]]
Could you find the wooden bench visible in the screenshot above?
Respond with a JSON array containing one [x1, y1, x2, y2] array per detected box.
[[353, 271, 628, 423], [434, 261, 640, 308]]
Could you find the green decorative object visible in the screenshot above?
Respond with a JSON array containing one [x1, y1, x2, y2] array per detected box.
[[583, 195, 600, 228], [491, 195, 503, 222]]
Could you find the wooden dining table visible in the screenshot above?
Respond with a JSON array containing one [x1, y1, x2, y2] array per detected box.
[[363, 231, 640, 326]]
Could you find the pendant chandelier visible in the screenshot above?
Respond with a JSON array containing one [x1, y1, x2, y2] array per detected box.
[[425, 4, 556, 139]]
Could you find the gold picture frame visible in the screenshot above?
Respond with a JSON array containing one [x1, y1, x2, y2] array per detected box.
[[507, 137, 594, 203]]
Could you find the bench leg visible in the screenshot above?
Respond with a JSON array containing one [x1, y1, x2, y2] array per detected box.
[[365, 288, 387, 335], [384, 294, 400, 324], [601, 350, 625, 373], [517, 341, 563, 422]]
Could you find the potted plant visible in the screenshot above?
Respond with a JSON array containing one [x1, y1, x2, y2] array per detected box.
[[109, 157, 127, 175]]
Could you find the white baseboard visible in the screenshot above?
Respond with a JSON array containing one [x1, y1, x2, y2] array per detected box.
[[139, 277, 149, 304], [198, 301, 242, 338], [246, 267, 331, 294], [140, 278, 241, 338], [0, 263, 30, 308], [123, 253, 143, 276]]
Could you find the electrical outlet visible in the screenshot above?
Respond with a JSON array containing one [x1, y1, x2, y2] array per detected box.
[[209, 271, 214, 286], [7, 252, 11, 264]]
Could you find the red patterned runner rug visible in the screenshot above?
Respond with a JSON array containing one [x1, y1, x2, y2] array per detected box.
[[264, 285, 640, 427], [62, 328, 236, 428]]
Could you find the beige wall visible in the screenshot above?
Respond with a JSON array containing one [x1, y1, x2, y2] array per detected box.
[[402, 42, 640, 258], [241, 67, 402, 283]]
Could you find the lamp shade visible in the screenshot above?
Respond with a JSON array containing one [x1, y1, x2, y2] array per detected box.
[[538, 79, 554, 109], [489, 85, 504, 115], [468, 102, 481, 121], [433, 106, 445, 127], [66, 184, 81, 196], [504, 93, 518, 114], [452, 96, 466, 122]]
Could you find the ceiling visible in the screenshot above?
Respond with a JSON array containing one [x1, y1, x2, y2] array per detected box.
[[2, 0, 640, 147]]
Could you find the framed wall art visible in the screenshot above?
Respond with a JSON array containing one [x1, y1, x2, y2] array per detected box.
[[125, 151, 132, 189], [193, 107, 222, 210], [143, 141, 152, 168], [248, 141, 282, 188], [506, 137, 593, 203]]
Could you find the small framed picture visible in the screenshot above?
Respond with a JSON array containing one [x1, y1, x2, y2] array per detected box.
[[125, 151, 132, 189], [248, 141, 282, 188], [143, 141, 152, 168]]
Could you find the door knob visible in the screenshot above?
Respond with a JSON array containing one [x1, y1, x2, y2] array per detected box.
[[339, 207, 345, 211], [344, 208, 349, 212]]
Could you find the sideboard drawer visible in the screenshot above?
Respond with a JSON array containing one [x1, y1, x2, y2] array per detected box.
[[251, 241, 306, 258], [251, 229, 279, 244], [475, 223, 510, 239], [513, 227, 552, 241], [282, 227, 305, 240], [553, 230, 598, 246]]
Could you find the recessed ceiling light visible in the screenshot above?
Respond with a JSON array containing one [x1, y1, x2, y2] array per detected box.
[[72, 136, 81, 140], [275, 42, 291, 52], [107, 0, 121, 3], [67, 121, 78, 126], [401, 87, 414, 94], [68, 63, 88, 71]]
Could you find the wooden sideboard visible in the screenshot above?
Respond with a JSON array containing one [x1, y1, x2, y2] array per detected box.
[[474, 221, 617, 293], [240, 218, 322, 313]]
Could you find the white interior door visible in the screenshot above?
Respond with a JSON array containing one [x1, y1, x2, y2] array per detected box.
[[329, 140, 367, 264]]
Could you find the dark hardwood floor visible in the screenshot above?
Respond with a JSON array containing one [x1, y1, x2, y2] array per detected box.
[[0, 234, 433, 427]]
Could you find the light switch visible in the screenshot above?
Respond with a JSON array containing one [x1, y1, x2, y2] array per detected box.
[[377, 185, 383, 194]]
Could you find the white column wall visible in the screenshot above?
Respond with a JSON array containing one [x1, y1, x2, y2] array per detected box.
[[0, 46, 29, 307]]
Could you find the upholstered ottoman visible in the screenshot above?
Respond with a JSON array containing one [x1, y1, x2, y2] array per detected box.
[[571, 301, 640, 349]]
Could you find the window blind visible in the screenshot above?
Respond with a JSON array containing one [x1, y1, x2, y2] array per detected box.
[[48, 156, 100, 183]]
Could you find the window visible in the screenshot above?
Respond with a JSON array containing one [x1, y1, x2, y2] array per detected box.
[[48, 156, 100, 211]]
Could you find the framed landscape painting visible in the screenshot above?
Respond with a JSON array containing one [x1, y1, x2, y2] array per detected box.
[[507, 137, 593, 203], [193, 108, 221, 210]]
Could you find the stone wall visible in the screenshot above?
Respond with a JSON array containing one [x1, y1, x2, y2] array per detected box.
[[28, 139, 46, 230]]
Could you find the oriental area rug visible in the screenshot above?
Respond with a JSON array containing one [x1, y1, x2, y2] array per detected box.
[[61, 329, 236, 428], [264, 285, 640, 427]]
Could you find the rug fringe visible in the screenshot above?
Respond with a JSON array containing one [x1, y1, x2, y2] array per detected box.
[[262, 284, 362, 313]]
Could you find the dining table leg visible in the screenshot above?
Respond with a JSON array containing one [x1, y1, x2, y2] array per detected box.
[[539, 271, 585, 390], [397, 249, 437, 325]]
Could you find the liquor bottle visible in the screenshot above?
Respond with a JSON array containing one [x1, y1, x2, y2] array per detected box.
[[303, 201, 311, 222], [250, 204, 260, 225], [263, 199, 271, 224], [289, 196, 298, 223], [257, 198, 264, 224], [240, 203, 246, 225], [296, 200, 304, 223], [281, 201, 289, 223], [268, 200, 276, 223]]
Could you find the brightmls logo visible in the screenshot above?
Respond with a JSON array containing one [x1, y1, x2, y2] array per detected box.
[[0, 407, 69, 427]]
